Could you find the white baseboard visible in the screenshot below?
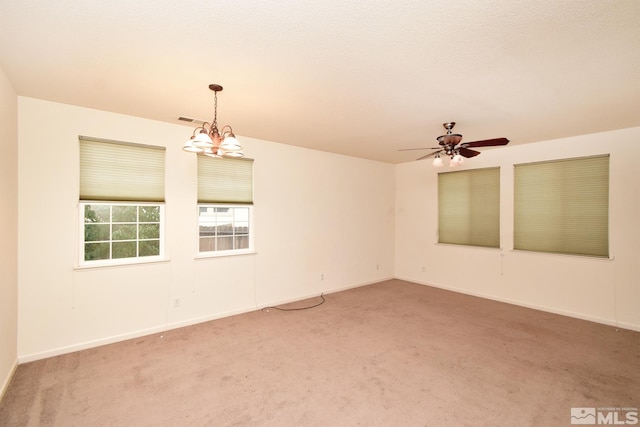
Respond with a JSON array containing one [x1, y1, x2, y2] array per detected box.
[[18, 306, 257, 364], [1, 358, 18, 401], [395, 276, 640, 333], [255, 277, 393, 310]]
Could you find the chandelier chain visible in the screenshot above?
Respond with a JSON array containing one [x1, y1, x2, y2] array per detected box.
[[211, 90, 218, 130]]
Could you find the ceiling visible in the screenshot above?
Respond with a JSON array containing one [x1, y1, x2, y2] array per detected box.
[[1, 0, 639, 164]]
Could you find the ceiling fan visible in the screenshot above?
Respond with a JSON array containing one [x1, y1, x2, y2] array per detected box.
[[400, 122, 509, 167]]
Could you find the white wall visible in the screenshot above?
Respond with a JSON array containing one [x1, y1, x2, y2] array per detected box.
[[395, 128, 640, 331], [17, 97, 395, 361], [0, 67, 18, 397], [15, 95, 638, 364]]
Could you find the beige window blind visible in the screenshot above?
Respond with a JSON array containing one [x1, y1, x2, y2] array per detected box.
[[197, 156, 254, 203], [79, 136, 165, 202], [514, 155, 609, 257], [438, 167, 500, 248]]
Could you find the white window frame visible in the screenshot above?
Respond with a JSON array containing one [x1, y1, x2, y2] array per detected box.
[[79, 201, 166, 267], [197, 204, 254, 257]]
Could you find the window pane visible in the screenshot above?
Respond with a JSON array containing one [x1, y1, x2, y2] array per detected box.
[[85, 204, 110, 223], [139, 240, 160, 257], [139, 224, 159, 239], [234, 207, 249, 222], [200, 225, 216, 237], [199, 237, 215, 252], [85, 224, 110, 242], [113, 205, 137, 222], [85, 242, 110, 260], [217, 223, 233, 236], [113, 241, 137, 258], [235, 235, 250, 249], [216, 236, 234, 251], [139, 206, 160, 222], [234, 223, 249, 234], [112, 224, 137, 240]]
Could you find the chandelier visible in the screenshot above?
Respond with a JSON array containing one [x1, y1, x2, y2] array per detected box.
[[182, 84, 244, 158]]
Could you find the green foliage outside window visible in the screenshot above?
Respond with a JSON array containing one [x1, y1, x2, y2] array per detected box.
[[83, 204, 161, 261]]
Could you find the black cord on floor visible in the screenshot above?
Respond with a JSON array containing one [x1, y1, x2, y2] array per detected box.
[[262, 294, 325, 312]]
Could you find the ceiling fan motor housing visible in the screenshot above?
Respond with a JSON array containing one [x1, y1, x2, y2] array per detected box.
[[398, 121, 509, 161]]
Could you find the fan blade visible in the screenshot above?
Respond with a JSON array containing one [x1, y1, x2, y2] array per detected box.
[[398, 147, 442, 151], [461, 137, 509, 148], [416, 150, 442, 161], [458, 147, 481, 158]]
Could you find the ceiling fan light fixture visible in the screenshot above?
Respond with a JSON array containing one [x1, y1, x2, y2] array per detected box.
[[182, 84, 244, 159], [432, 154, 443, 167]]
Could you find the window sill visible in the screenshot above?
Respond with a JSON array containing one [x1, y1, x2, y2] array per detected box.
[[74, 257, 171, 270], [195, 251, 257, 260], [509, 249, 613, 261], [434, 242, 502, 251]]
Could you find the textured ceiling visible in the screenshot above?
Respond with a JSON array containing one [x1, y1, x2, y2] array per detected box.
[[1, 0, 638, 163]]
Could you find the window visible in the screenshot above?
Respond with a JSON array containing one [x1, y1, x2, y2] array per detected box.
[[79, 136, 165, 265], [198, 156, 254, 255], [514, 155, 609, 257], [438, 167, 500, 248], [82, 202, 164, 262], [198, 205, 252, 253]]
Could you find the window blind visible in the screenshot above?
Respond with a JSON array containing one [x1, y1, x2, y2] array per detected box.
[[79, 136, 165, 202], [197, 156, 254, 203], [438, 167, 500, 248], [514, 155, 609, 257]]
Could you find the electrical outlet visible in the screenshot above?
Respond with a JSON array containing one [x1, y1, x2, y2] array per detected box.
[[174, 298, 181, 308], [321, 273, 324, 281]]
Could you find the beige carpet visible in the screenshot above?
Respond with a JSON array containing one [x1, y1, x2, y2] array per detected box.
[[1, 279, 638, 426]]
